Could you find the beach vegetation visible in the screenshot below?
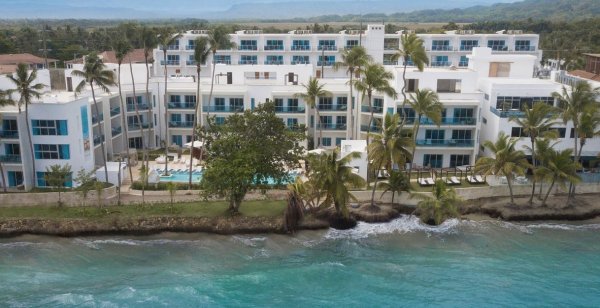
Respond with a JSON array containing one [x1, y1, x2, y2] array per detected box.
[[412, 179, 461, 225], [294, 77, 332, 149], [43, 164, 72, 206]]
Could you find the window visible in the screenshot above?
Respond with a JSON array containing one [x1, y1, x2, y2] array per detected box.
[[460, 40, 478, 51], [437, 79, 461, 93], [511, 127, 526, 137], [373, 98, 383, 111], [550, 127, 566, 138], [346, 40, 359, 48], [310, 115, 314, 128], [495, 97, 554, 110], [425, 129, 445, 144], [570, 128, 575, 139], [383, 54, 397, 65], [453, 108, 474, 123], [459, 55, 469, 67], [515, 40, 532, 51], [432, 55, 450, 67], [170, 114, 182, 123], [288, 98, 299, 109], [318, 55, 335, 66], [5, 143, 20, 155], [452, 129, 472, 140], [214, 97, 225, 110], [36, 171, 72, 188], [423, 154, 443, 168], [265, 55, 283, 65], [2, 119, 18, 134], [129, 137, 143, 149], [171, 135, 183, 146], [318, 40, 336, 50], [32, 120, 68, 136], [406, 79, 419, 92], [450, 155, 470, 167], [321, 137, 332, 146], [165, 55, 179, 65], [184, 95, 196, 103], [287, 118, 298, 129], [291, 40, 310, 50], [239, 40, 257, 50], [489, 62, 511, 77], [230, 98, 244, 111], [432, 40, 451, 51], [337, 97, 348, 108], [319, 97, 333, 110], [336, 138, 345, 146], [337, 116, 347, 127], [185, 114, 195, 124], [214, 55, 231, 64], [274, 98, 284, 110], [7, 171, 23, 187], [487, 40, 507, 51], [398, 108, 416, 122], [265, 40, 283, 50], [170, 95, 181, 103], [34, 144, 70, 160], [215, 117, 225, 125], [239, 55, 257, 64], [292, 55, 309, 64]]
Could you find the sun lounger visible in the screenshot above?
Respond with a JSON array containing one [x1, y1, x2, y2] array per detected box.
[[418, 178, 429, 186], [475, 175, 485, 183], [443, 177, 453, 185], [450, 176, 461, 184], [155, 156, 166, 164], [467, 175, 477, 184], [426, 178, 435, 185]]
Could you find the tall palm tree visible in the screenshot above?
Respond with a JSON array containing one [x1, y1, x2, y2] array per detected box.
[[157, 28, 182, 176], [378, 170, 411, 206], [475, 132, 530, 204], [308, 151, 365, 218], [141, 26, 157, 175], [552, 82, 599, 197], [206, 26, 235, 119], [112, 36, 134, 181], [412, 179, 461, 225], [72, 53, 116, 183], [368, 112, 412, 208], [576, 112, 600, 159], [7, 63, 45, 188], [509, 101, 558, 204], [538, 149, 581, 205], [333, 46, 372, 140], [188, 37, 211, 189], [295, 77, 332, 148], [408, 89, 443, 165], [392, 33, 428, 127], [353, 63, 397, 144], [529, 137, 559, 199], [0, 90, 15, 192]]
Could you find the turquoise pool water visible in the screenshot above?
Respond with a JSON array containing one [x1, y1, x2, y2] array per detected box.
[[157, 169, 297, 184], [2, 216, 600, 306]]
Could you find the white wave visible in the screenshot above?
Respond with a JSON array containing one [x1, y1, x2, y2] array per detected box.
[[324, 215, 461, 240], [72, 238, 207, 248], [527, 222, 600, 231], [231, 236, 267, 247], [0, 241, 41, 248]]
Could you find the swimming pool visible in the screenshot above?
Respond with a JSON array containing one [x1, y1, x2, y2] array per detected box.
[[156, 168, 297, 184]]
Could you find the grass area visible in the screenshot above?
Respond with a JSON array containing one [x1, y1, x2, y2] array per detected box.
[[0, 200, 286, 220], [409, 181, 489, 192]]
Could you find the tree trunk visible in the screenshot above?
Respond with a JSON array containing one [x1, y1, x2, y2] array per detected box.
[[117, 63, 133, 182], [91, 84, 109, 183], [0, 162, 6, 192], [366, 92, 373, 146], [25, 103, 37, 189], [506, 174, 515, 204], [315, 104, 323, 148], [391, 191, 395, 206], [542, 179, 556, 206], [347, 68, 354, 140], [370, 162, 383, 207], [570, 127, 579, 197], [206, 51, 217, 120], [399, 61, 408, 129], [529, 137, 536, 204], [163, 50, 170, 176], [143, 53, 152, 200], [189, 66, 201, 189], [411, 114, 421, 167], [130, 59, 147, 182]]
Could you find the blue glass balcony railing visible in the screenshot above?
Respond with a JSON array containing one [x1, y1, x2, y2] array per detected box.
[[458, 61, 469, 67], [317, 123, 347, 130], [238, 45, 258, 51], [185, 45, 195, 50], [317, 61, 334, 66], [318, 45, 337, 51], [317, 104, 347, 111], [160, 60, 180, 65], [274, 106, 306, 113], [490, 46, 509, 51], [128, 123, 152, 131], [431, 45, 453, 51], [515, 46, 536, 51], [110, 107, 121, 117], [167, 45, 180, 50], [202, 105, 245, 113], [490, 107, 526, 118], [415, 139, 474, 147], [168, 102, 196, 109], [383, 61, 398, 65], [93, 135, 105, 146], [111, 126, 122, 137], [92, 114, 104, 124], [404, 117, 476, 125], [291, 61, 310, 65], [213, 60, 232, 65], [126, 104, 150, 112], [0, 130, 19, 139], [0, 155, 22, 163], [238, 60, 258, 65], [361, 105, 384, 113], [265, 60, 284, 65], [460, 45, 478, 51], [169, 121, 194, 128], [360, 125, 381, 133], [430, 61, 452, 67], [264, 45, 284, 50], [291, 45, 311, 51]]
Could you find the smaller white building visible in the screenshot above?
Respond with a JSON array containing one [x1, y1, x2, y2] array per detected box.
[[340, 140, 368, 181]]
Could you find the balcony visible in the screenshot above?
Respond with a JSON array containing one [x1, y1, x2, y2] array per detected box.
[[430, 61, 452, 67], [383, 61, 398, 65], [460, 46, 478, 51], [317, 104, 347, 111], [186, 60, 205, 66], [92, 114, 103, 124], [160, 60, 180, 66], [318, 45, 337, 51], [384, 46, 398, 51], [126, 104, 150, 112], [93, 135, 105, 146], [265, 60, 284, 65], [415, 139, 474, 147], [515, 46, 536, 51], [0, 130, 19, 139], [431, 45, 453, 51], [110, 106, 121, 117], [490, 46, 509, 51], [185, 45, 195, 50], [0, 155, 22, 163], [291, 61, 310, 65], [203, 105, 245, 113], [128, 123, 152, 131], [238, 46, 258, 51], [317, 61, 334, 66], [238, 60, 258, 65], [169, 121, 194, 128], [264, 45, 284, 51], [459, 61, 469, 67], [167, 45, 180, 50], [291, 45, 311, 51], [213, 60, 232, 65], [168, 102, 196, 109], [317, 123, 347, 130], [404, 117, 476, 125], [275, 106, 306, 113], [361, 105, 383, 113], [490, 107, 525, 118], [360, 125, 381, 133], [111, 126, 122, 137]]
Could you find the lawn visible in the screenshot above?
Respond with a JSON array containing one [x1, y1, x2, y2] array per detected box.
[[0, 200, 286, 220]]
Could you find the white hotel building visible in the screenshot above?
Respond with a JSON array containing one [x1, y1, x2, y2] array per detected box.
[[0, 24, 590, 190]]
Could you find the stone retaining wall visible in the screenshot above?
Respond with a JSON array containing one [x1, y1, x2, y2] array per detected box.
[[0, 186, 117, 207]]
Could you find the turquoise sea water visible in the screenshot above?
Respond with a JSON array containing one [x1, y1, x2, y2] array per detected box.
[[2, 216, 600, 307]]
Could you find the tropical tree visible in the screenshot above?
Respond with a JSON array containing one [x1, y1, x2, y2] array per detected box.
[[295, 77, 332, 148], [157, 28, 182, 176], [333, 46, 372, 139], [475, 132, 530, 204], [378, 170, 411, 206], [0, 90, 15, 192], [412, 179, 461, 225], [553, 83, 599, 197], [112, 36, 134, 181], [576, 112, 600, 159], [287, 177, 325, 213], [189, 37, 211, 189], [206, 26, 235, 119], [368, 112, 412, 208], [509, 101, 559, 204], [530, 138, 559, 199], [166, 181, 177, 211], [72, 53, 116, 183], [408, 89, 443, 163], [141, 26, 157, 178], [44, 164, 72, 206], [538, 149, 581, 205], [392, 33, 428, 126], [74, 168, 94, 207], [353, 63, 397, 143], [7, 64, 45, 188]]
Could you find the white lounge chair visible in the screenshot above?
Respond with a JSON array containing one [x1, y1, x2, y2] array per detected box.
[[475, 175, 485, 183], [450, 176, 461, 185], [426, 178, 435, 185], [155, 156, 166, 164]]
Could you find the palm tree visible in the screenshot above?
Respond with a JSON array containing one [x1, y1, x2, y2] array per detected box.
[[576, 112, 600, 159], [538, 149, 581, 205], [552, 82, 599, 197], [112, 36, 134, 181], [353, 63, 397, 144], [295, 77, 332, 148], [530, 138, 559, 199], [509, 102, 558, 204], [141, 26, 157, 176], [72, 53, 116, 183], [408, 89, 443, 164], [308, 151, 365, 218], [0, 90, 15, 192], [188, 37, 211, 189], [7, 63, 45, 188], [333, 46, 372, 140], [157, 28, 182, 176], [206, 26, 235, 119], [392, 33, 428, 126], [378, 170, 411, 206], [412, 179, 461, 225], [368, 112, 412, 208], [475, 132, 530, 204]]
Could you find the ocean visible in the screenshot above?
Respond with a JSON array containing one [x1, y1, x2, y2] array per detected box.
[[1, 215, 600, 307]]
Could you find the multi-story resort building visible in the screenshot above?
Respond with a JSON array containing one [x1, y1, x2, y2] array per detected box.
[[0, 25, 589, 190]]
